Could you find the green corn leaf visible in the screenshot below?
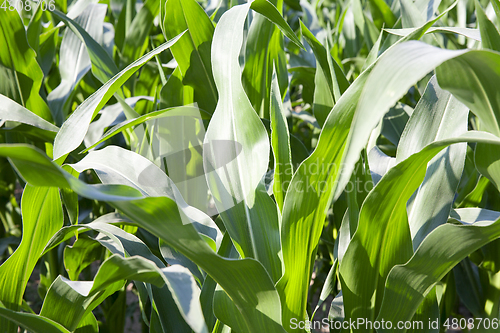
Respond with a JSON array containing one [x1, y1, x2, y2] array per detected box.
[[401, 0, 426, 28], [40, 275, 124, 332], [270, 70, 293, 212], [278, 39, 468, 332], [242, 0, 285, 119], [63, 236, 103, 281], [37, 27, 59, 77], [385, 26, 481, 41], [201, 232, 237, 331], [0, 95, 59, 141], [45, 217, 206, 332], [0, 10, 52, 122], [68, 145, 222, 249], [300, 22, 349, 127], [41, 255, 208, 333], [26, 2, 44, 54], [362, 27, 384, 71], [376, 206, 500, 331], [82, 106, 208, 152], [52, 33, 184, 161], [51, 9, 118, 86], [0, 143, 285, 333], [159, 66, 194, 108], [249, 0, 304, 50], [0, 144, 143, 200], [204, 3, 282, 282], [436, 51, 500, 191], [48, 4, 107, 125], [276, 6, 482, 327], [475, 0, 500, 52], [242, 0, 303, 119], [397, 76, 469, 249], [312, 260, 338, 318], [341, 131, 500, 327], [110, 197, 286, 333], [74, 313, 99, 333], [83, 96, 153, 148], [121, 0, 161, 66], [0, 302, 70, 333], [368, 0, 397, 28], [160, 0, 217, 114], [0, 186, 63, 333]]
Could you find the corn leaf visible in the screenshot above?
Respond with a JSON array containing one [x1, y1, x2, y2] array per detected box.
[[0, 95, 59, 141], [436, 51, 500, 191], [270, 71, 293, 212], [160, 0, 217, 113], [47, 4, 107, 125], [278, 39, 468, 332], [53, 34, 184, 161], [0, 302, 70, 333], [121, 0, 161, 66], [203, 3, 282, 282], [0, 143, 285, 333], [0, 186, 63, 332], [342, 131, 500, 327], [376, 206, 500, 330], [397, 76, 469, 249], [40, 256, 207, 333], [0, 10, 52, 122]]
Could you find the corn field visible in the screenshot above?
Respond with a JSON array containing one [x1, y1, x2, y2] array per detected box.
[[1, 0, 500, 332]]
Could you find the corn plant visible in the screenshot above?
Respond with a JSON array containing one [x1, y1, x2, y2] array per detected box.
[[2, 0, 500, 332]]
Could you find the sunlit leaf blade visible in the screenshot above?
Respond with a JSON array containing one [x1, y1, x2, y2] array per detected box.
[[74, 313, 98, 333], [0, 10, 52, 121], [250, 0, 304, 49], [53, 33, 184, 161], [0, 302, 70, 333], [342, 131, 500, 327], [68, 145, 222, 249], [242, 0, 285, 119], [368, 0, 397, 28], [83, 96, 153, 148], [0, 95, 59, 141], [335, 42, 469, 202], [0, 143, 284, 332], [46, 217, 205, 332], [0, 186, 63, 332], [385, 27, 482, 41], [47, 4, 107, 125], [436, 51, 500, 190], [401, 0, 425, 28], [110, 197, 286, 333], [397, 76, 468, 249], [270, 71, 293, 212], [82, 106, 206, 152], [159, 66, 194, 108], [41, 255, 208, 333], [0, 144, 143, 200], [376, 207, 500, 331], [278, 39, 467, 332], [51, 9, 118, 85], [242, 0, 303, 119], [204, 3, 282, 282], [64, 237, 102, 281]]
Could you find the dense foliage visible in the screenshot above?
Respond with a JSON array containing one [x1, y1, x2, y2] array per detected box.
[[2, 0, 500, 332]]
